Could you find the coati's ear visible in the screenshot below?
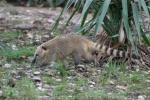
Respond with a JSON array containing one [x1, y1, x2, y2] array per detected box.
[[41, 46, 47, 51]]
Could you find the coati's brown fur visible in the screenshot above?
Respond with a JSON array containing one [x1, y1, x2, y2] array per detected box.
[[32, 34, 140, 67], [32, 34, 98, 67]]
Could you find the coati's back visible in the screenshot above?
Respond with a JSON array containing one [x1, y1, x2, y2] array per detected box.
[[43, 34, 95, 57]]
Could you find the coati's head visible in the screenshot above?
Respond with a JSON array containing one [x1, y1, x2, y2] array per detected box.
[[31, 45, 50, 67]]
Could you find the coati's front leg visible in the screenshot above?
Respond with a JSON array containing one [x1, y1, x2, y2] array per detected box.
[[72, 52, 82, 66]]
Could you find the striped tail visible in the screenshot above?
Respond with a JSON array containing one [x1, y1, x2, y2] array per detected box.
[[94, 43, 140, 59]]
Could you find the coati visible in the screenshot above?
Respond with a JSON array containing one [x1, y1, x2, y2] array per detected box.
[[32, 34, 140, 67], [32, 34, 98, 67]]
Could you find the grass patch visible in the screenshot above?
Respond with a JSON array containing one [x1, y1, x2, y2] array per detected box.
[[53, 82, 68, 97], [0, 32, 21, 42], [0, 46, 35, 60], [75, 77, 87, 87], [2, 77, 38, 100], [54, 60, 69, 78], [42, 76, 57, 85], [53, 89, 127, 100], [75, 90, 127, 100], [99, 62, 126, 85], [126, 71, 150, 94], [16, 77, 38, 100]]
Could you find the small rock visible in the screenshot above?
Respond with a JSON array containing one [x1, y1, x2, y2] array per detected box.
[[36, 82, 43, 87], [3, 64, 11, 68], [55, 78, 62, 82], [38, 96, 50, 100], [109, 80, 115, 85], [76, 65, 87, 72], [89, 85, 94, 88], [68, 95, 72, 98], [43, 84, 51, 89], [88, 81, 96, 85], [77, 64, 85, 68], [33, 71, 40, 75], [16, 76, 21, 79], [37, 87, 45, 92], [67, 76, 72, 80], [138, 95, 145, 100], [11, 44, 17, 50], [116, 85, 127, 91], [11, 70, 17, 75], [79, 87, 83, 91], [0, 90, 3, 97], [145, 80, 150, 83], [68, 83, 76, 87], [32, 76, 41, 82]]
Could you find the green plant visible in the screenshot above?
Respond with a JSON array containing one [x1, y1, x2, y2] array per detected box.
[[54, 60, 69, 77], [99, 61, 125, 85], [1, 70, 38, 100], [16, 77, 38, 100], [53, 82, 68, 97], [0, 32, 20, 42], [0, 46, 35, 60], [52, 0, 150, 49], [3, 86, 19, 99], [42, 76, 56, 85], [128, 71, 147, 83]]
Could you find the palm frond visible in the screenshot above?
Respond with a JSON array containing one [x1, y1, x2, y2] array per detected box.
[[52, 0, 150, 48]]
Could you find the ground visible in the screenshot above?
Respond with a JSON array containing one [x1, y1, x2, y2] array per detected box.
[[0, 6, 150, 100]]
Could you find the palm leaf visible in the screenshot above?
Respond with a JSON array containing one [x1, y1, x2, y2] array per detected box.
[[132, 2, 141, 40], [95, 0, 111, 33], [122, 0, 133, 45], [80, 0, 93, 27], [51, 0, 77, 32], [140, 0, 150, 19]]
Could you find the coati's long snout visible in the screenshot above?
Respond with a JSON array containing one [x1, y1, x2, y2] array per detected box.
[[31, 54, 37, 66]]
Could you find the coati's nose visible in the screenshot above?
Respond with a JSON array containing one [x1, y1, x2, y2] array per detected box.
[[31, 58, 36, 66]]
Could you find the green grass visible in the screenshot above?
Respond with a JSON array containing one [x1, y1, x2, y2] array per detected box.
[[100, 61, 150, 96], [99, 62, 126, 85], [42, 76, 58, 85], [1, 77, 38, 100], [0, 46, 35, 60], [16, 77, 38, 100], [74, 90, 127, 100], [0, 67, 38, 100], [54, 60, 69, 77], [0, 32, 21, 42]]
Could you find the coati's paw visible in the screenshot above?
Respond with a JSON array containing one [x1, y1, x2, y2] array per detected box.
[[75, 64, 87, 72]]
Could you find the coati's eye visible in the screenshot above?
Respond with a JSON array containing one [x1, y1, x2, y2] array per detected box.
[[42, 46, 47, 51], [95, 51, 98, 56]]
